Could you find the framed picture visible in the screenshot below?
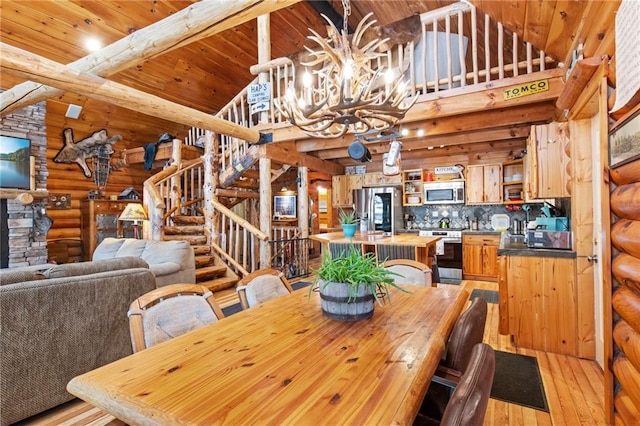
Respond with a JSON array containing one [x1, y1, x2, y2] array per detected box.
[[609, 107, 640, 169], [274, 195, 296, 219], [0, 135, 31, 190]]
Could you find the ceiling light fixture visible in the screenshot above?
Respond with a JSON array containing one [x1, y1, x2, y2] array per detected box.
[[85, 37, 102, 52], [276, 0, 416, 138]]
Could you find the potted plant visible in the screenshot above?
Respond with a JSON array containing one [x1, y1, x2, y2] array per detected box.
[[338, 208, 358, 237], [312, 246, 408, 321]]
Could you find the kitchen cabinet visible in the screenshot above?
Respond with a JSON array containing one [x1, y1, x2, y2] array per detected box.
[[80, 199, 139, 261], [402, 169, 423, 206], [462, 234, 500, 281], [501, 254, 581, 356], [465, 164, 502, 204], [331, 174, 363, 207], [362, 172, 402, 187], [502, 158, 524, 204], [525, 122, 571, 200]]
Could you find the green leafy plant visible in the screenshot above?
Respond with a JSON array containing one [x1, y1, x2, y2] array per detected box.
[[311, 245, 409, 305], [338, 207, 358, 225]]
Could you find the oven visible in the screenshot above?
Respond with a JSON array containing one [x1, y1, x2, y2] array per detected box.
[[419, 229, 462, 282]]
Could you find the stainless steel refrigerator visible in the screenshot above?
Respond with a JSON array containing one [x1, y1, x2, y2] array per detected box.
[[352, 187, 403, 235]]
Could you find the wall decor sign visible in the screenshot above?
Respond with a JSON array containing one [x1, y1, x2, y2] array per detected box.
[[47, 193, 71, 209], [274, 195, 296, 219], [503, 79, 549, 100], [609, 106, 640, 169]]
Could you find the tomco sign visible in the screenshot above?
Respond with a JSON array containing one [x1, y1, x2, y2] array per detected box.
[[503, 79, 549, 100]]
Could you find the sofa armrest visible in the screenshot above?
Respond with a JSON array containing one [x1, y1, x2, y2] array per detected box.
[[149, 262, 181, 276]]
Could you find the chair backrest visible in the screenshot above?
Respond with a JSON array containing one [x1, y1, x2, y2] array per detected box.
[[383, 258, 434, 287], [443, 297, 488, 373], [236, 269, 294, 309], [127, 284, 224, 352], [440, 343, 495, 426]]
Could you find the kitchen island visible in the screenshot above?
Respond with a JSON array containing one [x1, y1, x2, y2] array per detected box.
[[310, 232, 441, 267]]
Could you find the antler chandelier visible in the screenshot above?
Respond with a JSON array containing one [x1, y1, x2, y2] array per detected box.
[[276, 0, 416, 138]]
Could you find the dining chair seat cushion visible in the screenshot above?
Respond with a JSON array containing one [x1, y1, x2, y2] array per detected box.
[[385, 264, 432, 286], [240, 274, 291, 307], [140, 295, 219, 347]]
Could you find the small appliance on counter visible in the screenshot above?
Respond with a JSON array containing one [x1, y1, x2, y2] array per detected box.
[[526, 230, 572, 250], [535, 216, 569, 231]]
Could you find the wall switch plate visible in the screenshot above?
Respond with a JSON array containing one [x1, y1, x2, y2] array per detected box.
[[452, 211, 459, 217], [432, 211, 439, 217]]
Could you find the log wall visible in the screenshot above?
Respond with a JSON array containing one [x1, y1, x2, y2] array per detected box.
[[610, 150, 640, 424], [44, 93, 190, 253]]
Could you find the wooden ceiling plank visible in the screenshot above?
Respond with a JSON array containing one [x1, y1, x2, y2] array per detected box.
[[544, 0, 590, 62], [580, 0, 620, 59], [500, 0, 527, 40], [522, 0, 556, 53], [1, 43, 261, 143], [1, 0, 301, 115]]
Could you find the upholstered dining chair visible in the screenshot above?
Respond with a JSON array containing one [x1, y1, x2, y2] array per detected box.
[[419, 297, 488, 420], [236, 269, 294, 310], [383, 258, 435, 287], [414, 343, 496, 426], [127, 283, 225, 353]]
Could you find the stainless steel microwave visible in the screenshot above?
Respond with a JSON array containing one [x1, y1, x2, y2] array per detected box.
[[423, 181, 465, 205]]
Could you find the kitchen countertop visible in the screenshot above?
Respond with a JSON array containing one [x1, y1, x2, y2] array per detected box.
[[462, 230, 502, 235], [497, 232, 576, 258]]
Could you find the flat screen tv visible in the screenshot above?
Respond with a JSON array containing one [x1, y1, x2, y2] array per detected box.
[[0, 135, 31, 190]]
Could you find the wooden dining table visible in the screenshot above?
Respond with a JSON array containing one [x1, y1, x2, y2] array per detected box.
[[67, 285, 469, 425]]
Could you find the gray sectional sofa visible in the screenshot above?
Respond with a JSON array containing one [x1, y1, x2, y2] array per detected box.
[[0, 257, 156, 426], [93, 238, 196, 287]]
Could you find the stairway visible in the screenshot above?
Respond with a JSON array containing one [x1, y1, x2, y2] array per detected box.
[[165, 215, 239, 292]]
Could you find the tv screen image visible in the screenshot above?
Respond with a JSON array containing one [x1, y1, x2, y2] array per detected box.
[[0, 135, 31, 190]]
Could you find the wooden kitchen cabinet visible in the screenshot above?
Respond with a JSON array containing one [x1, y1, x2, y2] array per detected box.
[[525, 122, 571, 200], [462, 234, 500, 281], [331, 174, 363, 207], [465, 164, 502, 204], [362, 172, 402, 187], [80, 199, 139, 261], [502, 255, 584, 356]]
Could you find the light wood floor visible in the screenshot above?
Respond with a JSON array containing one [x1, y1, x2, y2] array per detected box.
[[21, 279, 606, 426]]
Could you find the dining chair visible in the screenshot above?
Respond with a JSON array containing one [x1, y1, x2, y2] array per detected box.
[[236, 268, 294, 310], [415, 343, 496, 426], [383, 258, 434, 287], [127, 283, 225, 353], [419, 297, 488, 419]]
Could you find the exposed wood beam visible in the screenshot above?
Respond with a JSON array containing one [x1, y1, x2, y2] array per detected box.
[[315, 126, 531, 159], [261, 143, 344, 175], [0, 43, 261, 143], [0, 0, 301, 115]]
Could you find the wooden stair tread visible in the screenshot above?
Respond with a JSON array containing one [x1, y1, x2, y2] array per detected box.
[[172, 215, 205, 225], [163, 235, 207, 245], [195, 255, 215, 268], [193, 245, 212, 255], [164, 225, 204, 235], [196, 265, 228, 280], [199, 276, 238, 293]]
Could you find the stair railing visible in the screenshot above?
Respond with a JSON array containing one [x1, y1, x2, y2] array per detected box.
[[210, 199, 269, 275]]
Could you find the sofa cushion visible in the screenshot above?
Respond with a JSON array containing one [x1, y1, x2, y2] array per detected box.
[[0, 270, 46, 286], [149, 262, 181, 276], [43, 257, 149, 279]]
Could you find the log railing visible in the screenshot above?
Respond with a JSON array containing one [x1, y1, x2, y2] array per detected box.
[[184, 1, 557, 161]]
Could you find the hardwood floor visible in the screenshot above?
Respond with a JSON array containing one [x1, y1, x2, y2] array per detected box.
[[21, 279, 605, 426]]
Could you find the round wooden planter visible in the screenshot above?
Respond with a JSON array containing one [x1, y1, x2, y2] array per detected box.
[[341, 223, 357, 237], [319, 281, 375, 321]]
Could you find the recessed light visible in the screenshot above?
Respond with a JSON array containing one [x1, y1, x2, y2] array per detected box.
[[85, 37, 102, 52], [417, 129, 425, 137], [401, 128, 409, 136]]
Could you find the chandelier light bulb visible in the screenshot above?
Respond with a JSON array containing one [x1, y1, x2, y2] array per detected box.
[[302, 70, 312, 87]]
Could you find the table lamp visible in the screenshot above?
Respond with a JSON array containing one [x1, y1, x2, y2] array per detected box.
[[118, 203, 148, 239]]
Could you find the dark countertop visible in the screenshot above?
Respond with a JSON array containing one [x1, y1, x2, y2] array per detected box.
[[462, 230, 502, 235], [497, 232, 576, 258]]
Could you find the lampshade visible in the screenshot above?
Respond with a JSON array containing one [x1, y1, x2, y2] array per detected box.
[[118, 203, 148, 222]]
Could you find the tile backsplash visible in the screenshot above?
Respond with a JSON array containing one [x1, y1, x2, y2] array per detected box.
[[402, 198, 570, 231]]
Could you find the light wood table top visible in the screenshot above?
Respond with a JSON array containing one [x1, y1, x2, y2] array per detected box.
[[68, 285, 469, 425], [310, 231, 441, 247]]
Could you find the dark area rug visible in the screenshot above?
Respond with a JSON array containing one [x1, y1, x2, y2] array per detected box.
[[491, 350, 549, 412], [470, 288, 499, 304], [221, 281, 312, 317]]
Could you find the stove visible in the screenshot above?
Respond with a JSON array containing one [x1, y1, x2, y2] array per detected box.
[[419, 229, 462, 282], [418, 229, 462, 243]]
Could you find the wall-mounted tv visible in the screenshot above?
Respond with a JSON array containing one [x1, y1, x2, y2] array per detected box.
[[0, 135, 31, 190]]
